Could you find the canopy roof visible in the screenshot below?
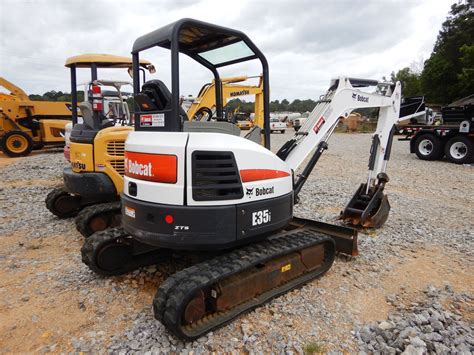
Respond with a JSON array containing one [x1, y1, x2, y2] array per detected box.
[[65, 54, 152, 69], [132, 18, 261, 68]]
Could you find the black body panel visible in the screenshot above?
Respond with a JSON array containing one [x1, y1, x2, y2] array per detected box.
[[63, 167, 117, 198], [121, 192, 293, 250]]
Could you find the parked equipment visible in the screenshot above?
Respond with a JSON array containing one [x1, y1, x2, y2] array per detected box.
[[46, 54, 265, 238], [398, 100, 473, 164], [81, 19, 402, 340], [188, 75, 264, 127], [45, 54, 155, 220], [0, 77, 72, 157]]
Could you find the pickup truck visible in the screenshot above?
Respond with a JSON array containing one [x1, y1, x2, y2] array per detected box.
[[270, 118, 286, 133]]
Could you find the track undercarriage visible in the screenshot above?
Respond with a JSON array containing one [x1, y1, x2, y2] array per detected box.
[[81, 218, 357, 340]]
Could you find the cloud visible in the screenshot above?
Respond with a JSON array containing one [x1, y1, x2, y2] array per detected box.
[[0, 0, 453, 100]]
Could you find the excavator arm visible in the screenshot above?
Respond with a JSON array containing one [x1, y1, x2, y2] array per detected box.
[[186, 75, 264, 127], [277, 77, 402, 228]]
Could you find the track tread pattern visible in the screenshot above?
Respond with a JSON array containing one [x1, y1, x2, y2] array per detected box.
[[81, 227, 169, 277], [153, 230, 335, 340], [45, 187, 81, 218], [75, 201, 122, 237]]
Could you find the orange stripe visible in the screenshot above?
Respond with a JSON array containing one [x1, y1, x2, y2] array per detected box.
[[125, 151, 177, 183], [240, 169, 290, 182]]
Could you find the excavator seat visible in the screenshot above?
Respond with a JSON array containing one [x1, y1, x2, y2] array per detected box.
[[135, 80, 188, 120], [70, 102, 114, 144]]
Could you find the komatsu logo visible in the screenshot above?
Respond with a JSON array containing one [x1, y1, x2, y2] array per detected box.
[[72, 161, 86, 170], [230, 89, 250, 97], [255, 186, 274, 196], [353, 93, 369, 103], [125, 158, 154, 177]]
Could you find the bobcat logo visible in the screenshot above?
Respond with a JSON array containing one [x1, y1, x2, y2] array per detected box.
[[352, 93, 357, 100], [246, 188, 254, 196]]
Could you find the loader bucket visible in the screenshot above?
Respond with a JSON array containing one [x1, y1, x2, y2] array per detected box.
[[340, 183, 391, 229]]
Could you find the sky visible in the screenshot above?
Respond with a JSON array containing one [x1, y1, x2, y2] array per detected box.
[[0, 0, 454, 101]]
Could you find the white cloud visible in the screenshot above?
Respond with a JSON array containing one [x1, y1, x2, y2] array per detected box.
[[0, 0, 453, 100]]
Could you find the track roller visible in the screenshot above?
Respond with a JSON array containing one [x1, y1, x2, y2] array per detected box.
[[45, 187, 82, 218], [75, 201, 122, 237], [153, 230, 335, 340], [81, 227, 168, 276]]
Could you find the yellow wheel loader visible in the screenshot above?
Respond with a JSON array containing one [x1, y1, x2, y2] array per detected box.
[[0, 77, 73, 157]]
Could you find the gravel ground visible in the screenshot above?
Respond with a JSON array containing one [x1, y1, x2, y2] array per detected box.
[[0, 133, 472, 353]]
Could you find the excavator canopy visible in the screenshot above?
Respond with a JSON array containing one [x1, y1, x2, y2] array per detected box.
[[65, 54, 154, 70], [131, 18, 270, 147]]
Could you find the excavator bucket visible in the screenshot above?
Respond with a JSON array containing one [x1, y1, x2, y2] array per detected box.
[[340, 182, 391, 229]]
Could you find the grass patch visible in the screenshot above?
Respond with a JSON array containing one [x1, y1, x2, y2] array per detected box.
[[304, 341, 325, 354]]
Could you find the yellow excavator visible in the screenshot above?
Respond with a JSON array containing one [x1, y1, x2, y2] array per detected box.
[[46, 60, 265, 238], [45, 54, 155, 219], [187, 75, 263, 128], [0, 77, 72, 157]]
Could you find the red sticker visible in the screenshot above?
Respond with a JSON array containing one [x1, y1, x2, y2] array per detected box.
[[313, 116, 326, 134]]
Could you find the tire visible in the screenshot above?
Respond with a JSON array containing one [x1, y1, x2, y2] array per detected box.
[[414, 134, 443, 161], [444, 135, 473, 164], [1, 130, 33, 157]]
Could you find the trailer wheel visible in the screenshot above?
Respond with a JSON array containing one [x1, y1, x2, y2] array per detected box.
[[414, 134, 443, 161], [1, 130, 33, 157], [444, 136, 473, 164]]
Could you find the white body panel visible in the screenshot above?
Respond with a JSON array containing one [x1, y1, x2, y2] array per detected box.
[[185, 133, 292, 206], [124, 132, 188, 205], [124, 131, 293, 207]]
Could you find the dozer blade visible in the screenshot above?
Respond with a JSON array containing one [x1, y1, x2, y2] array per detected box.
[[340, 183, 391, 229]]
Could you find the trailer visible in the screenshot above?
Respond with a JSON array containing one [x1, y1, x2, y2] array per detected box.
[[398, 103, 473, 164]]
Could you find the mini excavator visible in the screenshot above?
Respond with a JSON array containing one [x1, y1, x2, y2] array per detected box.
[[81, 19, 401, 340]]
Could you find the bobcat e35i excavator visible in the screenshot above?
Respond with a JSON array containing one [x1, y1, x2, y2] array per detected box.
[[81, 19, 401, 340]]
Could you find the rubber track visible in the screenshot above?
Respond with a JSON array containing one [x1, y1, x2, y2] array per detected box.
[[153, 230, 335, 340], [75, 201, 122, 237], [81, 227, 167, 276], [45, 187, 81, 218]]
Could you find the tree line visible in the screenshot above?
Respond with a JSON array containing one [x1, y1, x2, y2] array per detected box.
[[391, 2, 473, 104]]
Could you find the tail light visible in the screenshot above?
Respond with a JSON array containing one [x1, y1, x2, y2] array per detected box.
[[124, 151, 177, 183], [91, 84, 103, 112]]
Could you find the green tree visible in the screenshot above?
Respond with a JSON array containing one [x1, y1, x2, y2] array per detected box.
[[280, 99, 290, 111], [391, 67, 422, 97], [421, 2, 474, 103], [458, 44, 474, 95]]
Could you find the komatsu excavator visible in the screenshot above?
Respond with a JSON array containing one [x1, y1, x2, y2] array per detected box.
[[81, 19, 401, 340]]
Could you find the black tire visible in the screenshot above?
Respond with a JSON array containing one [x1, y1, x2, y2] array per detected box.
[[414, 134, 443, 161], [0, 130, 33, 157], [444, 135, 473, 164], [45, 187, 82, 218]]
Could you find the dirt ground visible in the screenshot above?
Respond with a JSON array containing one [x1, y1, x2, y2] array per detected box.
[[0, 134, 472, 352]]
